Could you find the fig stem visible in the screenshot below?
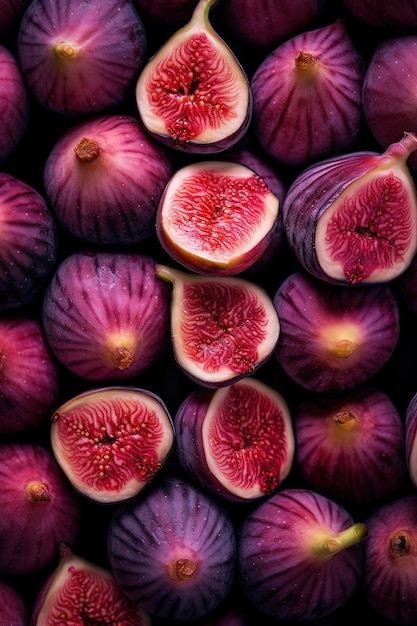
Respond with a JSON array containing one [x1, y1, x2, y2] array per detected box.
[[171, 558, 198, 581], [54, 42, 77, 59], [295, 51, 316, 71], [334, 410, 357, 431], [74, 137, 101, 162], [191, 0, 218, 25], [26, 481, 52, 502], [317, 522, 367, 556], [389, 532, 414, 558], [386, 131, 417, 162]]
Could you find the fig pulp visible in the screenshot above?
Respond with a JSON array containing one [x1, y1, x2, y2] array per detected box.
[[155, 264, 280, 387], [51, 386, 174, 504], [175, 377, 294, 501], [135, 0, 252, 153], [156, 160, 279, 275], [283, 132, 417, 285]]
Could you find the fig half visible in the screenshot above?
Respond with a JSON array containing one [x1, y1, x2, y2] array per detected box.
[[135, 0, 252, 152]]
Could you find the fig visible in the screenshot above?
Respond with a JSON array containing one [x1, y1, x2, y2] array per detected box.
[[404, 391, 417, 489], [156, 160, 279, 275], [0, 0, 30, 33], [0, 442, 82, 576], [362, 495, 417, 624], [41, 251, 171, 381], [31, 544, 151, 626], [283, 132, 417, 285], [108, 476, 236, 621], [43, 113, 173, 245], [0, 579, 28, 626], [0, 316, 59, 435], [294, 386, 406, 507], [237, 487, 366, 621], [175, 376, 294, 501], [132, 0, 199, 24], [250, 21, 364, 167], [0, 172, 58, 311], [273, 270, 400, 393], [0, 45, 30, 163], [155, 264, 280, 387], [17, 0, 147, 116], [135, 0, 252, 153], [50, 386, 174, 504], [343, 0, 417, 27]]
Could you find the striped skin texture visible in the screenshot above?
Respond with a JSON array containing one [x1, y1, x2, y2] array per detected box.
[[0, 45, 29, 162]]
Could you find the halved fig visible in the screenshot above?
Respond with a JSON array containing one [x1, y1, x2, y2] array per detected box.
[[156, 160, 279, 275], [155, 264, 280, 387], [175, 376, 294, 501], [135, 0, 252, 153], [50, 386, 174, 504]]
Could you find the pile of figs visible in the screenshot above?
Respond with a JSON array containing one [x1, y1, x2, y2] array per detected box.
[[2, 0, 417, 624]]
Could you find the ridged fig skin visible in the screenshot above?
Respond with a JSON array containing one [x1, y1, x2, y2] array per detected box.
[[343, 0, 417, 26], [17, 0, 147, 115], [0, 45, 30, 162], [237, 488, 365, 621], [108, 476, 236, 621], [0, 579, 28, 626], [405, 391, 417, 489], [42, 251, 171, 381]]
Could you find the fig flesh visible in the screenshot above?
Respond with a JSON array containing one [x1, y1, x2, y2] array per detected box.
[[155, 264, 280, 387], [175, 377, 294, 501], [51, 386, 174, 504], [283, 132, 417, 285], [135, 0, 252, 153], [156, 160, 279, 275]]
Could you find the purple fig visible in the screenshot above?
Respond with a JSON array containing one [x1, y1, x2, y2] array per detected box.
[[135, 0, 252, 153], [404, 391, 417, 489], [156, 160, 279, 275], [395, 252, 417, 313], [41, 251, 171, 381], [17, 0, 146, 116], [0, 579, 28, 626], [362, 495, 417, 624], [175, 377, 294, 502], [273, 270, 400, 393], [294, 386, 406, 506], [43, 113, 173, 245], [31, 544, 151, 626], [343, 0, 417, 27], [250, 21, 364, 167], [0, 443, 82, 576], [0, 316, 59, 435], [155, 264, 280, 387], [132, 0, 199, 24], [0, 172, 58, 311], [283, 133, 417, 285], [0, 45, 30, 162], [108, 476, 236, 621], [50, 386, 174, 504], [237, 487, 366, 621]]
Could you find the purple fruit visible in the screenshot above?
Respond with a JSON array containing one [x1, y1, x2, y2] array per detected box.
[[343, 0, 417, 27], [0, 172, 58, 311], [0, 443, 82, 576], [108, 476, 236, 621], [283, 133, 417, 285], [0, 316, 59, 435], [0, 45, 30, 162], [17, 0, 146, 115], [404, 391, 417, 489], [273, 270, 400, 393], [237, 487, 366, 621], [0, 579, 28, 626], [132, 0, 199, 24], [175, 376, 294, 501], [41, 251, 171, 381]]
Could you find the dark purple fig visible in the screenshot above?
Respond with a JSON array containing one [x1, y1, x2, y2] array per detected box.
[[31, 544, 151, 626], [362, 495, 417, 624], [273, 270, 400, 393], [108, 476, 236, 621], [155, 264, 280, 387], [41, 251, 171, 381], [51, 386, 174, 504], [250, 21, 364, 167], [132, 0, 199, 24], [405, 391, 417, 489], [283, 133, 417, 285], [156, 160, 279, 275], [135, 0, 252, 153], [294, 386, 406, 507], [175, 377, 294, 502], [0, 442, 82, 576], [17, 0, 146, 116], [0, 173, 58, 311], [43, 113, 173, 245], [343, 0, 417, 27], [237, 487, 366, 621], [0, 45, 30, 162], [0, 0, 30, 33], [0, 579, 28, 626], [0, 316, 59, 435]]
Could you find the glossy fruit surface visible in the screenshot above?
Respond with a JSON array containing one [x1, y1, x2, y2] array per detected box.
[[0, 44, 30, 162]]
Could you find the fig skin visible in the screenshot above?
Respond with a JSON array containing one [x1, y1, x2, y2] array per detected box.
[[273, 270, 400, 393], [0, 316, 60, 435], [132, 0, 199, 24], [0, 443, 82, 576], [175, 377, 294, 502], [0, 579, 28, 626], [108, 476, 236, 621], [404, 391, 417, 489], [343, 0, 417, 27], [0, 0, 31, 33], [43, 113, 173, 245], [237, 487, 366, 621], [0, 45, 30, 162], [17, 0, 147, 116], [41, 251, 171, 381]]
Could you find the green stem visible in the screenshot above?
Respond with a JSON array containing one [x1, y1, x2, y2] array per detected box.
[[317, 522, 367, 556]]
